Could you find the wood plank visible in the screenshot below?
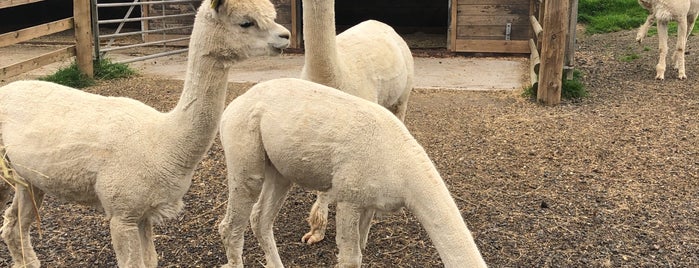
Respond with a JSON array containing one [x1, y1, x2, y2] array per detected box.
[[458, 0, 528, 4], [0, 0, 44, 9], [0, 18, 74, 47], [457, 25, 530, 40], [457, 14, 528, 26], [457, 4, 529, 16], [0, 45, 76, 80], [453, 39, 529, 53]]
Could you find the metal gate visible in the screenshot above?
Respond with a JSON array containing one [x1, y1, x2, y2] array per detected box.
[[91, 0, 200, 64]]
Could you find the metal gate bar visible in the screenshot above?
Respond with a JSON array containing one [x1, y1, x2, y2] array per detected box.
[[92, 0, 200, 64]]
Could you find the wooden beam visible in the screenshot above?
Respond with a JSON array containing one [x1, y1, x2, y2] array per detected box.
[[0, 45, 76, 80], [537, 0, 570, 105], [449, 0, 458, 51], [565, 0, 579, 80], [0, 0, 44, 9], [0, 18, 74, 47], [73, 0, 93, 77], [453, 39, 530, 54], [291, 0, 299, 49]]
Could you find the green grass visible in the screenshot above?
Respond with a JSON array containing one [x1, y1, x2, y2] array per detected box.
[[578, 0, 699, 35], [40, 58, 136, 88], [578, 0, 648, 34], [523, 70, 588, 101], [620, 52, 640, 62]]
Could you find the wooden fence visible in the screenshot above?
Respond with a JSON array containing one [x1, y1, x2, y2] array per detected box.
[[529, 0, 577, 106], [0, 0, 93, 80]]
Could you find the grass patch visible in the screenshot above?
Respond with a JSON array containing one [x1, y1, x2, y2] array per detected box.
[[620, 52, 640, 62], [40, 58, 136, 88], [578, 0, 648, 34], [523, 70, 588, 101], [578, 0, 699, 35]]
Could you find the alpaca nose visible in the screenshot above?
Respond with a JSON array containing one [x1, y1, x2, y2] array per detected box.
[[279, 33, 290, 40]]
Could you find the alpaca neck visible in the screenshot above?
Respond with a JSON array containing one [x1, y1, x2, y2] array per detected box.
[[169, 15, 231, 163], [404, 162, 487, 267], [302, 0, 342, 85]]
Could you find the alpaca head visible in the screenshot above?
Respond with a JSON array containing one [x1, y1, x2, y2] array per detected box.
[[197, 0, 290, 61]]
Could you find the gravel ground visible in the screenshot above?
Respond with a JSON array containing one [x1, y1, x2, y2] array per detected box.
[[1, 28, 698, 267]]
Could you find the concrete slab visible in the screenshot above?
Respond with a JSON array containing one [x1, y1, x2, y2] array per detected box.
[[1, 43, 530, 91], [126, 53, 530, 91]]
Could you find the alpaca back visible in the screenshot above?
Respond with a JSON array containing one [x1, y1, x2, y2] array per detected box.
[[222, 78, 416, 194], [333, 20, 414, 109]]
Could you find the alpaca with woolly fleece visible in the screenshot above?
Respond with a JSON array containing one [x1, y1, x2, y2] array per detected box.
[[217, 78, 486, 268], [636, 0, 699, 79], [0, 0, 289, 267], [299, 0, 415, 245]]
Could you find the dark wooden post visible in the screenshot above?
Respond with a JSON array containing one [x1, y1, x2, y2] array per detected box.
[[74, 0, 94, 77], [537, 0, 569, 105]]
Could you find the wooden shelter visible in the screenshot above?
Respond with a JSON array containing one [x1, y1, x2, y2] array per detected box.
[[272, 0, 534, 53]]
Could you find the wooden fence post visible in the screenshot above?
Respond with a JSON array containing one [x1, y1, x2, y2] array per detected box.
[[537, 0, 569, 105], [74, 0, 94, 77], [565, 0, 579, 80]]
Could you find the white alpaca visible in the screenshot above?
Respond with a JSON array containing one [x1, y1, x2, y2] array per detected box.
[[299, 0, 415, 245], [0, 0, 289, 267], [217, 78, 486, 268], [636, 0, 699, 80]]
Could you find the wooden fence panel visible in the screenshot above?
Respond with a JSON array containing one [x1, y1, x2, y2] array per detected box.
[[0, 0, 92, 80], [0, 46, 76, 78], [0, 0, 43, 9]]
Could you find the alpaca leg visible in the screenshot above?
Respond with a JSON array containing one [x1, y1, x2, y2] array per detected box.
[[1, 185, 44, 268], [218, 169, 264, 268], [302, 191, 330, 244], [656, 20, 669, 80], [335, 202, 363, 268], [636, 14, 655, 43], [687, 12, 698, 39], [358, 208, 375, 250], [249, 166, 291, 268], [110, 215, 147, 267], [674, 18, 689, 79], [392, 89, 412, 122], [138, 218, 158, 268]]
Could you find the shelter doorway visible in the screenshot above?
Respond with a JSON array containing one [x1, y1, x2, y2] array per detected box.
[[294, 0, 449, 49]]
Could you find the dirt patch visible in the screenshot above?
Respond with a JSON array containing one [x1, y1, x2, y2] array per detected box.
[[1, 29, 698, 267]]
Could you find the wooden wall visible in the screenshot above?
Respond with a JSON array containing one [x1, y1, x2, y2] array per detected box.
[[141, 0, 533, 54], [451, 0, 531, 53]]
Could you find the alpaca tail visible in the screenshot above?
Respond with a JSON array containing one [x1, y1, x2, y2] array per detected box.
[[0, 144, 14, 210]]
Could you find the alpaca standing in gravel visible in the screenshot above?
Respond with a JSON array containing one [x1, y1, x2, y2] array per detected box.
[[0, 0, 289, 267], [300, 0, 415, 245], [636, 0, 699, 79], [217, 78, 486, 268]]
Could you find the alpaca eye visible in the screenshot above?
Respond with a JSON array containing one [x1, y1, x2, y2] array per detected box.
[[240, 21, 255, 28]]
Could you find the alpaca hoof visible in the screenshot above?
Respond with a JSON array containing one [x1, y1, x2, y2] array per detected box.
[[678, 75, 687, 80], [301, 231, 325, 245]]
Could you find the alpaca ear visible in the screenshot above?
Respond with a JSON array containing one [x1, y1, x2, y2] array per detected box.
[[211, 0, 224, 11]]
